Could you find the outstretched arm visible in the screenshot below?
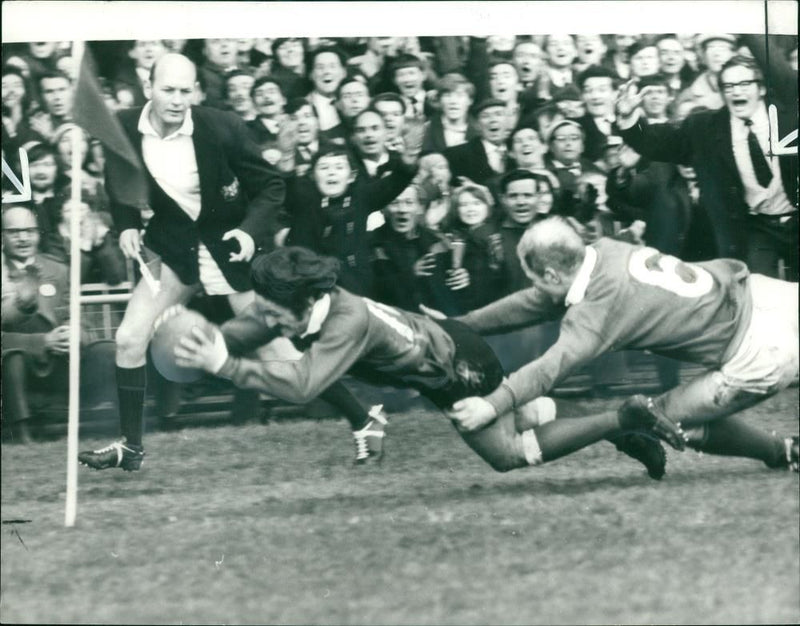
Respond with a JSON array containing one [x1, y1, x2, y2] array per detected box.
[[456, 287, 564, 335]]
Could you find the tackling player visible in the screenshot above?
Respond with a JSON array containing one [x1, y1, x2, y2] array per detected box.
[[172, 246, 682, 475], [440, 216, 799, 472]]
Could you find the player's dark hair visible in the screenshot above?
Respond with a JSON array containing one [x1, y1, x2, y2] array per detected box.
[[251, 247, 340, 317]]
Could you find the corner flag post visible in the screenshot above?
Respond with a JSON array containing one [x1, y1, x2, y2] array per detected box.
[[64, 40, 85, 528]]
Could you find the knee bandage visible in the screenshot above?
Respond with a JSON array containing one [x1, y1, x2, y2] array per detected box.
[[521, 429, 544, 466]]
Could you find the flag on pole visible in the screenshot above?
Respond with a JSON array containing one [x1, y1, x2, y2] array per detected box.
[[71, 45, 148, 209]]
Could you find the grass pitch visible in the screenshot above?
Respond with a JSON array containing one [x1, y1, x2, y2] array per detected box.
[[2, 390, 798, 625]]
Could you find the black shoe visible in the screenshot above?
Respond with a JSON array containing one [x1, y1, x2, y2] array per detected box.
[[613, 431, 667, 480], [78, 438, 145, 471], [619, 395, 687, 451]]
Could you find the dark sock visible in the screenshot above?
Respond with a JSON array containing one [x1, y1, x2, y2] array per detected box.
[[538, 412, 619, 462], [117, 365, 146, 446], [687, 416, 784, 467], [320, 382, 371, 431]]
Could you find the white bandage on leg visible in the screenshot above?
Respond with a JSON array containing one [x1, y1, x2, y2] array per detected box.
[[534, 397, 556, 425], [516, 396, 558, 430], [521, 429, 544, 466]]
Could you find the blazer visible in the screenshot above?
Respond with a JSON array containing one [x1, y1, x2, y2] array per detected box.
[[108, 105, 285, 291], [618, 106, 798, 261]]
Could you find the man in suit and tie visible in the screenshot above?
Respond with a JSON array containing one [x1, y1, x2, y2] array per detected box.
[[306, 46, 348, 139], [543, 119, 603, 212], [576, 65, 618, 163], [390, 53, 431, 121], [617, 54, 798, 280], [246, 76, 287, 159], [444, 98, 511, 194], [78, 53, 285, 471], [2, 206, 113, 444]]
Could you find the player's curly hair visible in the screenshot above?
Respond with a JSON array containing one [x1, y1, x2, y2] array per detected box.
[[251, 247, 340, 317]]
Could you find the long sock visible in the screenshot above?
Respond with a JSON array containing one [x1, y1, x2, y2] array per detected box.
[[320, 382, 371, 431], [117, 365, 146, 446], [537, 412, 620, 462], [686, 415, 784, 467]]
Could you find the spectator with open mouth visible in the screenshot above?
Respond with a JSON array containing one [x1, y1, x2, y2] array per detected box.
[[678, 33, 737, 111], [306, 45, 348, 139]]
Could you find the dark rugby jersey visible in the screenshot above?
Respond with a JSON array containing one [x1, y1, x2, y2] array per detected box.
[[459, 238, 754, 415], [217, 288, 458, 403]]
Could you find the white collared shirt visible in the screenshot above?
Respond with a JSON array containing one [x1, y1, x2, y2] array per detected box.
[[362, 151, 390, 177], [32, 190, 55, 205], [482, 140, 507, 173], [730, 105, 793, 216], [309, 91, 341, 131], [404, 90, 426, 118], [138, 102, 202, 221], [549, 67, 572, 88], [565, 246, 597, 306], [441, 118, 468, 147], [9, 256, 36, 271], [593, 115, 614, 136], [301, 293, 331, 337]]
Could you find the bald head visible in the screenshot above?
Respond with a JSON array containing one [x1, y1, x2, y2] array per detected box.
[[517, 215, 585, 279], [150, 52, 196, 86], [148, 53, 197, 137]]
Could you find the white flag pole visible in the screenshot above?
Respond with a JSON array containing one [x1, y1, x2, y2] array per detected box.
[[65, 39, 85, 528]]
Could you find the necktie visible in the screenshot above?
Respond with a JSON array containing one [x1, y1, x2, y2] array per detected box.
[[744, 119, 773, 188], [410, 96, 419, 117]]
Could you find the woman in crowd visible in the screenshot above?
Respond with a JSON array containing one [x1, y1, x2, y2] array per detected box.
[[439, 182, 507, 314]]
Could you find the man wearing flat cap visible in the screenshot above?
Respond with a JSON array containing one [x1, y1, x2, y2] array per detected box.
[[678, 34, 736, 110], [444, 98, 512, 192]]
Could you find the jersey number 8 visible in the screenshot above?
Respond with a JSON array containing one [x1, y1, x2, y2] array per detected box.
[[628, 247, 714, 297]]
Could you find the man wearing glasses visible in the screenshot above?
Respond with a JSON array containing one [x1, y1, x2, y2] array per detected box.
[[616, 55, 798, 280], [1, 206, 110, 443]]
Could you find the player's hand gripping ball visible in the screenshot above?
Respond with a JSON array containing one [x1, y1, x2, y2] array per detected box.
[[150, 306, 217, 383]]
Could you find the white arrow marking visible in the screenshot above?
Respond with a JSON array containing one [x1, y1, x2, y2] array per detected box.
[[2, 148, 32, 203], [768, 104, 798, 157]]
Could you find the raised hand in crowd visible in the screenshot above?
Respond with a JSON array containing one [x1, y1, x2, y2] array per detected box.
[[614, 79, 659, 126]]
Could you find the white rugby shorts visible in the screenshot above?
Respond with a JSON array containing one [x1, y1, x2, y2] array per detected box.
[[720, 274, 799, 394], [198, 243, 236, 296]]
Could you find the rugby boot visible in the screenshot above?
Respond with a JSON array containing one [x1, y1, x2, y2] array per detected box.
[[353, 405, 388, 465], [611, 431, 667, 480], [78, 437, 145, 471], [618, 394, 687, 450]]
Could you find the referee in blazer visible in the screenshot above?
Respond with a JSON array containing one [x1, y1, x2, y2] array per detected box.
[[79, 53, 285, 471]]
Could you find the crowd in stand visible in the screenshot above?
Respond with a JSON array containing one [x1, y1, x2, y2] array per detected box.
[[2, 33, 798, 442]]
